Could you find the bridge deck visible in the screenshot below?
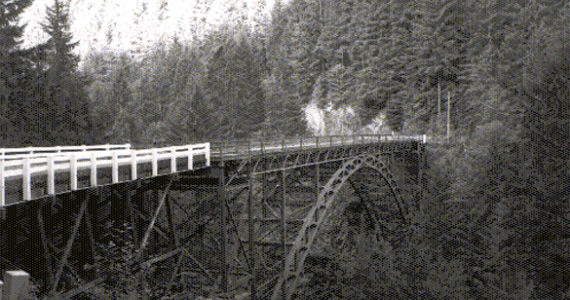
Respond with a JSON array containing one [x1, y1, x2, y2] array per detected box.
[[0, 135, 426, 206], [211, 135, 426, 159]]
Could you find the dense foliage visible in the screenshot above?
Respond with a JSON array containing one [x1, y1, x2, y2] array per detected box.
[[1, 0, 89, 146], [2, 0, 568, 298]]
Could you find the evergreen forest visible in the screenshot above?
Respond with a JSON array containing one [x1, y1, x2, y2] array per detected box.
[[0, 0, 568, 298]]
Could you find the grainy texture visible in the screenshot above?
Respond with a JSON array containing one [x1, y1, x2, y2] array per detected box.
[[1, 0, 568, 298]]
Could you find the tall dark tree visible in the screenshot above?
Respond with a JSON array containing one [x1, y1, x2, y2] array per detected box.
[[42, 0, 89, 144], [0, 0, 32, 145], [264, 0, 316, 136], [203, 28, 266, 139]]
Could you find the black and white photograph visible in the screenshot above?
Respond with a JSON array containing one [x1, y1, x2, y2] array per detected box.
[[0, 0, 568, 299]]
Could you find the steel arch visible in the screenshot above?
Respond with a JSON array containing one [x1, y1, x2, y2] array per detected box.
[[271, 154, 407, 300]]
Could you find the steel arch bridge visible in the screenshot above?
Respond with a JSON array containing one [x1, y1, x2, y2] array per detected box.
[[0, 135, 425, 298]]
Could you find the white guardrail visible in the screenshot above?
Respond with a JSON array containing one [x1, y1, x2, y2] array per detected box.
[[0, 144, 132, 158], [0, 143, 210, 206]]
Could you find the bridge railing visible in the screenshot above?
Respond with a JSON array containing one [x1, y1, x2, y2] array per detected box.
[[211, 134, 426, 158], [0, 143, 210, 206], [0, 144, 132, 160]]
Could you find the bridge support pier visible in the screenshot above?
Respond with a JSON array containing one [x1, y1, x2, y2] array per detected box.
[[214, 166, 228, 293], [280, 170, 287, 299], [248, 173, 256, 299]]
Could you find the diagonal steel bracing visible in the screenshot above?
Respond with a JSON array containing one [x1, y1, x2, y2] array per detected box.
[[0, 138, 423, 298]]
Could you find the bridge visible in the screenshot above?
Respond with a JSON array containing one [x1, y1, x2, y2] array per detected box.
[[0, 134, 426, 299]]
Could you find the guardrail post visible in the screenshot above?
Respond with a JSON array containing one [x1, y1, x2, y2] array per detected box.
[[152, 149, 158, 176], [170, 147, 177, 173], [300, 137, 303, 150], [316, 136, 319, 148], [70, 154, 78, 190], [131, 151, 138, 180], [112, 152, 119, 183], [187, 146, 194, 170], [47, 156, 55, 195], [205, 143, 211, 167], [0, 159, 4, 207], [22, 157, 31, 201], [90, 153, 98, 187]]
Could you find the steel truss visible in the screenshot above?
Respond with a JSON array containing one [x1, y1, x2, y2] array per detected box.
[[0, 139, 424, 298], [214, 142, 423, 299]]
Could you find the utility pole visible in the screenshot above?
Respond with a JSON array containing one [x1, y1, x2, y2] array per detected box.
[[446, 90, 451, 142]]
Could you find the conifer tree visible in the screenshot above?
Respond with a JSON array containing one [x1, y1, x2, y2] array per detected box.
[[203, 29, 266, 139], [42, 0, 89, 144], [0, 0, 32, 145], [350, 0, 390, 124]]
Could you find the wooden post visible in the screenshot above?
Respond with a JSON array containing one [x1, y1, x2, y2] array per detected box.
[[187, 146, 193, 170], [152, 149, 158, 176], [90, 153, 97, 187], [47, 156, 55, 195], [22, 157, 31, 201], [1, 159, 5, 207], [70, 154, 78, 190], [112, 152, 119, 184], [205, 143, 211, 167], [131, 151, 137, 180], [170, 147, 177, 173]]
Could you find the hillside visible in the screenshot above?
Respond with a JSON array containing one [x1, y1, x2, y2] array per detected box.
[[20, 0, 278, 60]]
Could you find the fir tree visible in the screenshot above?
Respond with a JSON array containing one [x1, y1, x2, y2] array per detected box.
[[0, 0, 32, 145], [42, 0, 89, 144]]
